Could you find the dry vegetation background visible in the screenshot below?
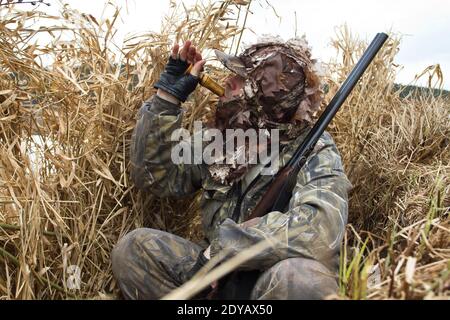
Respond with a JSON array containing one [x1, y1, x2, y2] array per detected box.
[[0, 0, 448, 299]]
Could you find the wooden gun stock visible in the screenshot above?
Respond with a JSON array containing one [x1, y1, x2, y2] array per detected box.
[[247, 166, 295, 220]]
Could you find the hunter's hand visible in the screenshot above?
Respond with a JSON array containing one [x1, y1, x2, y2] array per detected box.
[[155, 40, 206, 104]]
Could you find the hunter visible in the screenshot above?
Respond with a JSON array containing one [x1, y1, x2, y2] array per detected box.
[[111, 36, 352, 300]]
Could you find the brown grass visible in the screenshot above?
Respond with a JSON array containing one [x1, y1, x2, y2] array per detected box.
[[0, 1, 448, 299]]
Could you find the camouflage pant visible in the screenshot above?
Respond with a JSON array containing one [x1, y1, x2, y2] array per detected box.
[[111, 228, 338, 300]]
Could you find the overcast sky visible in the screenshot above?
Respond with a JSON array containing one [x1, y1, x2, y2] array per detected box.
[[42, 0, 450, 89]]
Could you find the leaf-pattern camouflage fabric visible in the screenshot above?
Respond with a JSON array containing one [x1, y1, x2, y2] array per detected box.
[[117, 94, 352, 298], [112, 228, 338, 299]]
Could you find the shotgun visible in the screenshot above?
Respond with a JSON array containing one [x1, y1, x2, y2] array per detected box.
[[246, 32, 389, 221]]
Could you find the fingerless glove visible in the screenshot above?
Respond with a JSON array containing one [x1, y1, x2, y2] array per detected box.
[[154, 56, 199, 102]]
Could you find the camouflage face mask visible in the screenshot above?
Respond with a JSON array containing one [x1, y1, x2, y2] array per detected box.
[[214, 36, 322, 127], [209, 36, 323, 184]]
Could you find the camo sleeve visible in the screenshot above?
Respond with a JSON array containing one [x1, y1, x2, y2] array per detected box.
[[130, 95, 207, 197], [209, 132, 352, 271]]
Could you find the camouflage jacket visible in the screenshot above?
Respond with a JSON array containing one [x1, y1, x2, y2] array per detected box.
[[130, 95, 352, 272]]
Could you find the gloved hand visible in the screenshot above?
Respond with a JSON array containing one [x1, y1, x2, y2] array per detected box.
[[154, 40, 206, 103]]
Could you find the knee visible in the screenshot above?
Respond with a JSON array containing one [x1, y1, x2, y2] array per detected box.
[[112, 228, 148, 270], [252, 258, 338, 300], [277, 257, 337, 282], [111, 228, 157, 287]]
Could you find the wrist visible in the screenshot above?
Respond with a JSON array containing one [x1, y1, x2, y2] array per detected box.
[[156, 88, 181, 105]]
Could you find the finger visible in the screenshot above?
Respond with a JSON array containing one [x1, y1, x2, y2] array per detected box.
[[171, 43, 180, 59], [194, 52, 202, 63], [179, 40, 191, 61], [190, 59, 206, 77], [187, 45, 196, 64]]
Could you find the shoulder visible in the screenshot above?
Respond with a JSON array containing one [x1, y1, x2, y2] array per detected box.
[[298, 130, 347, 182], [313, 131, 337, 153], [279, 130, 338, 168]]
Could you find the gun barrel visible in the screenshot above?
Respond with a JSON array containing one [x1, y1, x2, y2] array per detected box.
[[288, 32, 389, 169]]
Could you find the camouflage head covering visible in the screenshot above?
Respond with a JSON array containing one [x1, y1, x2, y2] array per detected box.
[[214, 35, 322, 125]]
